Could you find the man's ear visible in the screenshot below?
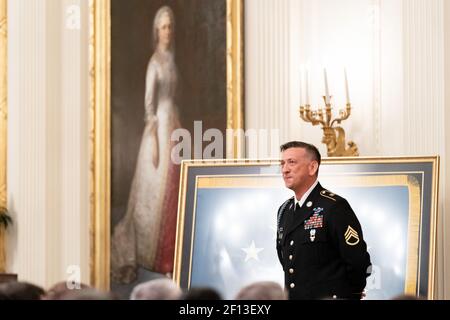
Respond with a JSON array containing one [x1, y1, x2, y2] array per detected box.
[[309, 161, 319, 176]]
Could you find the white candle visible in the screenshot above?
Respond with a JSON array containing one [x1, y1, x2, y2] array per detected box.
[[324, 68, 330, 104], [305, 69, 310, 105], [299, 68, 303, 106], [344, 69, 350, 104]]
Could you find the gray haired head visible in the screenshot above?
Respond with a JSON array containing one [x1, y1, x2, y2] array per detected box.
[[235, 281, 288, 300], [152, 6, 175, 52], [130, 278, 182, 300]]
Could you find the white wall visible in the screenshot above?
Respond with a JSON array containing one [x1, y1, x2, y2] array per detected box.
[[246, 0, 406, 157], [443, 0, 450, 302], [7, 0, 89, 289], [246, 0, 449, 299]]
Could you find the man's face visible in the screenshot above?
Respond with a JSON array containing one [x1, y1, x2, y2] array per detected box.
[[280, 147, 318, 192]]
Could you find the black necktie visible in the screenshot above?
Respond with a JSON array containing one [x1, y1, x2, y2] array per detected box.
[[295, 202, 300, 212]]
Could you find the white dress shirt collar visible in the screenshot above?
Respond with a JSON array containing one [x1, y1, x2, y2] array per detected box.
[[294, 179, 319, 209]]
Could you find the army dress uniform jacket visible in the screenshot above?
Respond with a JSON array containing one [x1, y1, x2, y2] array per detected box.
[[276, 182, 371, 300]]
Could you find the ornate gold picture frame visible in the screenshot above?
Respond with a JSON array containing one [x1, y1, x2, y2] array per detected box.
[[90, 0, 244, 290]]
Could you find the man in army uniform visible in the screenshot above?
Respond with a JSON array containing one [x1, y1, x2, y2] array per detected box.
[[277, 141, 371, 300]]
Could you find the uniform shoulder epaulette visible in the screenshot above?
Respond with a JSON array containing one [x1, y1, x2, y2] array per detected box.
[[319, 189, 338, 202]]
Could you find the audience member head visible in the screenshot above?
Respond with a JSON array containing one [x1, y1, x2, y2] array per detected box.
[[130, 278, 182, 300], [182, 287, 222, 300], [235, 281, 287, 300], [0, 281, 45, 300], [43, 281, 92, 300], [55, 288, 116, 300]]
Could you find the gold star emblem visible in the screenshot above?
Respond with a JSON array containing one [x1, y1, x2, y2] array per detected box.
[[344, 226, 360, 246]]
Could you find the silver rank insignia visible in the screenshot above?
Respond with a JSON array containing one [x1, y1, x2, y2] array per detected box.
[[344, 226, 360, 245], [306, 201, 312, 207], [310, 229, 316, 242]]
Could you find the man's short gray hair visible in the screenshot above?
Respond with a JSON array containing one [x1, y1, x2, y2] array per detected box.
[[130, 278, 182, 300]]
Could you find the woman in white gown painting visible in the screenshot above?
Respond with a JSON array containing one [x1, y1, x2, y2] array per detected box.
[[111, 6, 181, 284]]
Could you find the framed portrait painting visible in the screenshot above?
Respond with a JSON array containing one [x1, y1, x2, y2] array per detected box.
[[90, 0, 244, 295], [174, 157, 439, 299]]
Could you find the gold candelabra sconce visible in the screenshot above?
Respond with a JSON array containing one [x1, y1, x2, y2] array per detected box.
[[299, 68, 359, 157], [299, 96, 359, 157]]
